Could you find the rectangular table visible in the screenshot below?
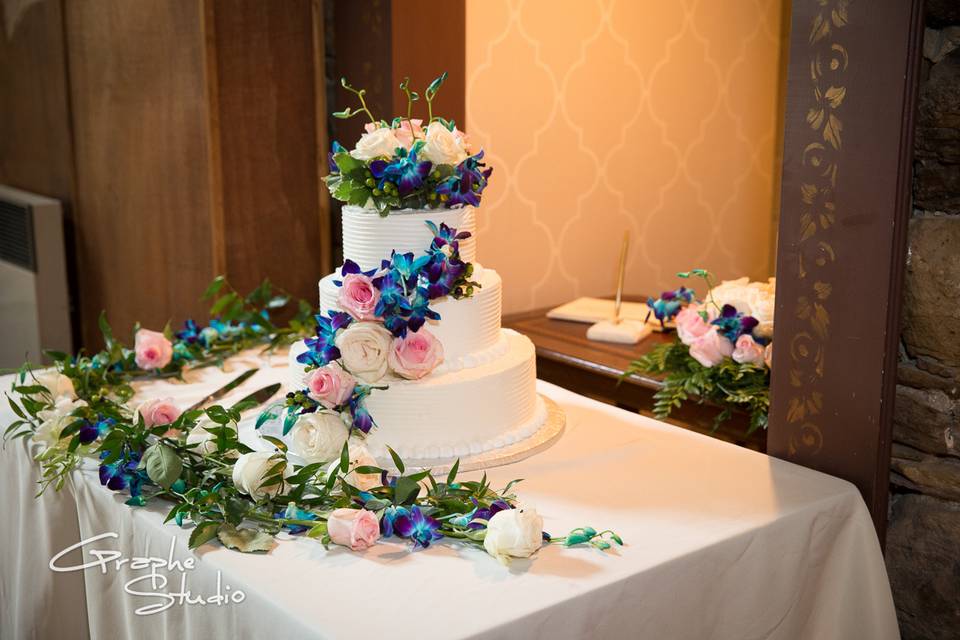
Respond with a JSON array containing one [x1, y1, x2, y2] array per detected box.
[[0, 352, 899, 639]]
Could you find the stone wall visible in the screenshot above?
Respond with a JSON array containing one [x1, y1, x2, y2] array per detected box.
[[886, 3, 960, 639]]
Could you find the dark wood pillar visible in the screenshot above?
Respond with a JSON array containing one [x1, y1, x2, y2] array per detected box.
[[767, 0, 925, 542]]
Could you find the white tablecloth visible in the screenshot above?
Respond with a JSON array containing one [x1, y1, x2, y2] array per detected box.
[[0, 352, 899, 639]]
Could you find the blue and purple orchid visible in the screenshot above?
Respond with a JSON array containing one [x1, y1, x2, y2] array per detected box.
[[79, 416, 115, 445], [98, 448, 145, 497], [297, 311, 354, 368], [436, 151, 493, 208], [382, 505, 443, 549], [646, 286, 696, 325], [710, 304, 760, 343], [369, 145, 433, 197]]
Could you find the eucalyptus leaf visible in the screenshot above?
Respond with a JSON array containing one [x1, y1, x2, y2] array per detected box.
[[217, 524, 275, 553], [387, 446, 404, 474], [188, 520, 221, 549], [262, 436, 288, 452], [205, 405, 231, 425], [144, 443, 183, 489]]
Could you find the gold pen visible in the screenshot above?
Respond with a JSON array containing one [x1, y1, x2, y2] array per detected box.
[[614, 231, 629, 324]]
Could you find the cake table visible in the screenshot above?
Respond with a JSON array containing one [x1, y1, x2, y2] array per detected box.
[[0, 352, 898, 640]]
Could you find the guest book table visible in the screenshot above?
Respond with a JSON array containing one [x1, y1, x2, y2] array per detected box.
[[0, 354, 898, 640], [504, 302, 766, 452]]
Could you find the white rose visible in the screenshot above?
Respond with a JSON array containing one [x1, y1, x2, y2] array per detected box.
[[351, 127, 403, 160], [746, 282, 776, 338], [186, 418, 237, 456], [33, 396, 87, 450], [483, 506, 544, 565], [335, 322, 393, 383], [708, 277, 776, 338], [708, 277, 752, 314], [289, 411, 349, 463], [421, 121, 468, 166], [34, 370, 76, 400], [232, 451, 292, 501], [324, 440, 381, 491]]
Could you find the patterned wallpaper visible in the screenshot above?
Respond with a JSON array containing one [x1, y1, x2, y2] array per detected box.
[[465, 0, 789, 313]]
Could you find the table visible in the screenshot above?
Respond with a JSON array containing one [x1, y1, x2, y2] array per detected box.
[[504, 304, 766, 451], [1, 352, 898, 639]]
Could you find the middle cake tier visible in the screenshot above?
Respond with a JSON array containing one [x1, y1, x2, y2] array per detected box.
[[319, 265, 503, 369]]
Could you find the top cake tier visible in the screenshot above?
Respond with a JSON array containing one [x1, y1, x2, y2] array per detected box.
[[342, 205, 477, 271]]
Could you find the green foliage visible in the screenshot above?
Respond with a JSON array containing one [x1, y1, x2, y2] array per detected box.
[[325, 151, 456, 216], [625, 340, 770, 434]]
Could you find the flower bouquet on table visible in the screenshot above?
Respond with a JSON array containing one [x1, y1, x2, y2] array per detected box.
[[325, 72, 491, 214], [626, 269, 774, 433]]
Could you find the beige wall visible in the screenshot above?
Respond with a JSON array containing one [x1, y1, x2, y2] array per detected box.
[[466, 0, 788, 313]]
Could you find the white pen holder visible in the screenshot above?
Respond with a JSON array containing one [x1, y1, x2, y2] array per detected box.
[[586, 319, 652, 345]]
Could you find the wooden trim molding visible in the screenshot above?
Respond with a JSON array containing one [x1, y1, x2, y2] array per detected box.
[[768, 0, 924, 541]]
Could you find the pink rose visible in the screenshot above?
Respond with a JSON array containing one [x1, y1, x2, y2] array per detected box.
[[135, 329, 173, 370], [393, 118, 424, 149], [136, 397, 182, 428], [338, 273, 381, 321], [688, 327, 734, 367], [732, 334, 766, 365], [675, 305, 713, 346], [327, 508, 381, 551], [388, 328, 444, 380], [453, 127, 472, 154], [304, 363, 356, 409], [764, 343, 773, 369]]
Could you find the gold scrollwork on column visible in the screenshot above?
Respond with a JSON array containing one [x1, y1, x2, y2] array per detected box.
[[787, 0, 850, 457]]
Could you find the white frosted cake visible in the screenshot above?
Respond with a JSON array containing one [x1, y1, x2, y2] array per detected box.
[[288, 205, 548, 466]]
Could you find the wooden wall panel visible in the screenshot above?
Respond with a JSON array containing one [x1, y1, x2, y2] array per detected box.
[[64, 0, 216, 346], [331, 0, 393, 151], [210, 0, 329, 298], [391, 0, 465, 127], [0, 0, 74, 203]]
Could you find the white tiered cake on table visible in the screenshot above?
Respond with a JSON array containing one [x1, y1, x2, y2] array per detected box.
[[278, 72, 562, 471], [287, 205, 559, 469]]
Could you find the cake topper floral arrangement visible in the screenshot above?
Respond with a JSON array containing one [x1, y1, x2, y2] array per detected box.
[[627, 269, 775, 433], [326, 72, 492, 215]]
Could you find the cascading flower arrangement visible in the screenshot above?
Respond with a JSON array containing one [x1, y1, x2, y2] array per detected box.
[[274, 220, 480, 453], [325, 72, 492, 215], [626, 269, 775, 433], [5, 278, 621, 563]]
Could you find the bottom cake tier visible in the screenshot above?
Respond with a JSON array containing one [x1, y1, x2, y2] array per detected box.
[[287, 329, 552, 466]]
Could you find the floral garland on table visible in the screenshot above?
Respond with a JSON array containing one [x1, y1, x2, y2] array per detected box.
[[326, 72, 492, 215], [5, 278, 621, 563], [626, 269, 774, 433]]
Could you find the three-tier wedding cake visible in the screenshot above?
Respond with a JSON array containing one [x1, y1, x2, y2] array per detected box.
[[288, 206, 549, 466], [281, 73, 558, 469]]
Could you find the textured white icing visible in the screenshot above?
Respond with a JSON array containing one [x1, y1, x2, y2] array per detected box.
[[341, 205, 477, 271], [319, 266, 502, 365], [287, 330, 544, 464]]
